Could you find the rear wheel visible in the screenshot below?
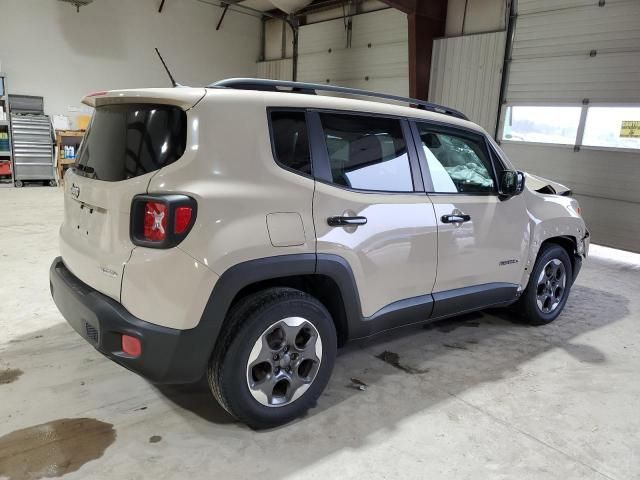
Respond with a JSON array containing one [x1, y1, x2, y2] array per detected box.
[[14, 180, 23, 188], [208, 288, 337, 429], [515, 243, 573, 325]]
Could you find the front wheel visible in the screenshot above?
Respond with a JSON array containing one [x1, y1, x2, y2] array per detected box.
[[515, 243, 573, 325], [208, 288, 337, 429]]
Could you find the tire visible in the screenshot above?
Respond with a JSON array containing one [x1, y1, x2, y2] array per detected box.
[[49, 180, 57, 187], [208, 287, 337, 429], [515, 243, 573, 325], [14, 180, 23, 188]]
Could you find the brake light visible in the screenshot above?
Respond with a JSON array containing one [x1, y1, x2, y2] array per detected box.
[[174, 206, 193, 234], [131, 195, 197, 248], [143, 202, 167, 241]]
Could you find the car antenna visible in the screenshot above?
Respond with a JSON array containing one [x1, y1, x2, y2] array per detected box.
[[155, 47, 181, 87]]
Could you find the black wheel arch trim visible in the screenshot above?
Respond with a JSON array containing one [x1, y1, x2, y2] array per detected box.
[[199, 253, 521, 359]]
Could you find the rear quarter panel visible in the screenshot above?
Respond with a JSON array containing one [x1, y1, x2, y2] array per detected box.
[[146, 90, 316, 276]]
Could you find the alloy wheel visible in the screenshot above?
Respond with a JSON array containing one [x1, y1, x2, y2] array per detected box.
[[246, 317, 322, 407], [536, 258, 567, 314]]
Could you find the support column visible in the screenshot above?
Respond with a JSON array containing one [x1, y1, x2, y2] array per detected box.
[[382, 0, 447, 100], [408, 12, 445, 100]]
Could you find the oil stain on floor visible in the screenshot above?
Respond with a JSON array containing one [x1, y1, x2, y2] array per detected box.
[[0, 418, 116, 480], [0, 368, 23, 385], [376, 351, 429, 374]]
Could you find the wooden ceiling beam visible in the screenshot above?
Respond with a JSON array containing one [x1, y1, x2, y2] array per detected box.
[[379, 0, 446, 19]]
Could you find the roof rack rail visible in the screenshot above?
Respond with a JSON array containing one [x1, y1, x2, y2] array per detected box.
[[208, 78, 469, 120]]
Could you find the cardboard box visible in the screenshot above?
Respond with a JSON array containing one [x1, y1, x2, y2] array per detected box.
[[76, 114, 91, 130]]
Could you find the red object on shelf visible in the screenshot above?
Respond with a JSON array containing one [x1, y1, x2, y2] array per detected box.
[[0, 161, 11, 176]]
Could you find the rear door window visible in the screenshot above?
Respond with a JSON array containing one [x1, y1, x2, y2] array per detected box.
[[318, 113, 414, 192], [76, 104, 186, 181]]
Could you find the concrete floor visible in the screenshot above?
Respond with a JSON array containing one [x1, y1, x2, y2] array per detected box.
[[1, 186, 639, 480]]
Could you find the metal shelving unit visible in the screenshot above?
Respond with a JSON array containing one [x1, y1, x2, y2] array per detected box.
[[0, 73, 14, 187]]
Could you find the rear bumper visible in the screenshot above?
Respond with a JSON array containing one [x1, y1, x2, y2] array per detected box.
[[49, 257, 206, 383]]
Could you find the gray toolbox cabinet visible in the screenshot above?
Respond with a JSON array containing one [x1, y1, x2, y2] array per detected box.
[[9, 94, 56, 187], [11, 114, 56, 186]]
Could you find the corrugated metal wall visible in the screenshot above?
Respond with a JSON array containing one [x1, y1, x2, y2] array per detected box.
[[502, 0, 640, 252], [429, 31, 506, 133], [297, 9, 409, 96], [257, 58, 293, 81]]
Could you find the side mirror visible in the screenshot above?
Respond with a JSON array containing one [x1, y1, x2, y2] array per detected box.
[[498, 170, 525, 199]]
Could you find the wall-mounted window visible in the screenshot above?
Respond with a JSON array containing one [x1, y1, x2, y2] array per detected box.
[[583, 107, 640, 150], [502, 106, 582, 145], [501, 104, 640, 151]]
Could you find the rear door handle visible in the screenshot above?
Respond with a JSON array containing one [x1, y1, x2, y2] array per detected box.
[[327, 216, 368, 227], [441, 214, 471, 223]]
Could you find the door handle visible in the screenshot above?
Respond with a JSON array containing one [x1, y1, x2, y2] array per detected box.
[[441, 214, 471, 224], [327, 216, 368, 227]]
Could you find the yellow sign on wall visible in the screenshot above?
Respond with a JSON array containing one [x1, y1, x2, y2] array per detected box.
[[620, 121, 640, 138]]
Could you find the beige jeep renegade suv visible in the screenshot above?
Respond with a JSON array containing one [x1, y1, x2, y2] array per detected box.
[[50, 79, 589, 428]]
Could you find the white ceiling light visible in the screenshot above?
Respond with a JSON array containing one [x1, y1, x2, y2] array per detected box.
[[57, 0, 94, 12], [268, 0, 313, 13]]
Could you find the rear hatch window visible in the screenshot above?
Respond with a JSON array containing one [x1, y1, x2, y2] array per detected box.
[[76, 104, 186, 181]]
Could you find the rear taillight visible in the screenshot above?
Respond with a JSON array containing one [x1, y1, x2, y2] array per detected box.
[[143, 201, 167, 242], [131, 195, 197, 248], [174, 206, 193, 234]]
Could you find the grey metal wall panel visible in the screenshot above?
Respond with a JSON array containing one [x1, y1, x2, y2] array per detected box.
[[502, 142, 640, 253], [571, 194, 640, 253], [298, 18, 348, 55], [508, 0, 640, 104], [297, 9, 408, 95], [508, 52, 640, 103], [518, 0, 629, 15], [502, 143, 640, 204], [513, 1, 640, 59], [504, 0, 640, 252], [350, 8, 407, 48], [298, 43, 408, 83], [429, 31, 507, 133]]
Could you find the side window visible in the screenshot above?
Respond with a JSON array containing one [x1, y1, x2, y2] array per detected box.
[[270, 111, 312, 175], [319, 113, 414, 192], [415, 123, 496, 194]]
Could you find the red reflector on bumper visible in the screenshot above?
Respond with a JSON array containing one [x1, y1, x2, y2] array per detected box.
[[122, 335, 142, 357]]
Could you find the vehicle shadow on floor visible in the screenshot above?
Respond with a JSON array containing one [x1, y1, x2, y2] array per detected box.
[[154, 282, 628, 430]]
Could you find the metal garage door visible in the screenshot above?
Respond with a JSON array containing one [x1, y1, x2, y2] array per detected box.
[[500, 0, 640, 252], [297, 8, 409, 96]]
